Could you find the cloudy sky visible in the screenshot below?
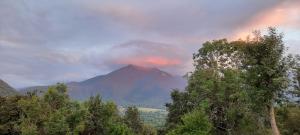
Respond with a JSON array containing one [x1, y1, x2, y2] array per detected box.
[[0, 0, 299, 88]]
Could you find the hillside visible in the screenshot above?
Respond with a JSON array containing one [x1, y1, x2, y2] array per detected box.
[[21, 65, 187, 107], [0, 79, 18, 96]]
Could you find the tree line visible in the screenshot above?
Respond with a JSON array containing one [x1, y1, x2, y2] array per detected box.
[[0, 83, 156, 135]]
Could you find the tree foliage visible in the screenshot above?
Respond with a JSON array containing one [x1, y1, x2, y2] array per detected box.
[[166, 109, 212, 135], [0, 83, 154, 135], [165, 28, 299, 135]]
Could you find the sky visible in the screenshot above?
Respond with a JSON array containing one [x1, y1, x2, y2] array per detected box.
[[0, 0, 299, 88]]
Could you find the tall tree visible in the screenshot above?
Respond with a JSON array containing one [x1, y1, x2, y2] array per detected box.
[[165, 28, 295, 135], [83, 95, 106, 135], [242, 28, 290, 135], [165, 39, 260, 134]]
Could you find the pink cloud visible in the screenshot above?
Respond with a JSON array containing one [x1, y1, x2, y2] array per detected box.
[[116, 56, 181, 67], [100, 40, 191, 74], [231, 0, 300, 40]]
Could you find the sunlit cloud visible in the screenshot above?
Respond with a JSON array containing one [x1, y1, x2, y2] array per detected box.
[[232, 0, 300, 40], [116, 56, 181, 67]]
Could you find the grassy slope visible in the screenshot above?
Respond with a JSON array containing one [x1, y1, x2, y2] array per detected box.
[[0, 79, 18, 96]]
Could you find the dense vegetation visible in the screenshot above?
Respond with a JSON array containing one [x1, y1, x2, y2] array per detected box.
[[0, 83, 156, 135], [1, 28, 299, 135], [164, 28, 300, 135]]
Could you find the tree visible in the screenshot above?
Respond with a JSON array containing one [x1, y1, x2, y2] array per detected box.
[[0, 95, 24, 135], [43, 83, 69, 110], [166, 39, 257, 134], [65, 101, 87, 134], [18, 95, 49, 134], [2, 83, 145, 135], [18, 83, 87, 135], [109, 122, 134, 135], [83, 95, 124, 135], [165, 28, 295, 134], [44, 110, 69, 135], [83, 95, 107, 135], [166, 108, 212, 135], [242, 28, 290, 135], [165, 90, 193, 131], [124, 106, 144, 135]]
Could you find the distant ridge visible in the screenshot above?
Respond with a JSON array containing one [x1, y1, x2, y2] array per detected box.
[[21, 65, 187, 107], [0, 79, 18, 96]]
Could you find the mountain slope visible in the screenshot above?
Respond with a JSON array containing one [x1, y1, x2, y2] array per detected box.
[[0, 79, 18, 96], [22, 65, 187, 107]]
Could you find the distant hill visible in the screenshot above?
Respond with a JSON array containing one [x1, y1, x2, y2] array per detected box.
[[0, 79, 18, 96], [21, 65, 187, 107]]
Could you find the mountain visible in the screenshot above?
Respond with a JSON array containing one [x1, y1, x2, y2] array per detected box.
[[21, 65, 187, 107], [0, 79, 18, 96]]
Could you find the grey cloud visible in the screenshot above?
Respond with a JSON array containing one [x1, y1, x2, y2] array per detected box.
[[0, 0, 298, 88]]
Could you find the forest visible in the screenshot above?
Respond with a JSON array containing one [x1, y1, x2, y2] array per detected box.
[[1, 28, 300, 135]]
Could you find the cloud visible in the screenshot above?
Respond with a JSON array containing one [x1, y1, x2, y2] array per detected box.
[[231, 0, 300, 39], [99, 40, 191, 75], [116, 56, 181, 67], [0, 0, 299, 88]]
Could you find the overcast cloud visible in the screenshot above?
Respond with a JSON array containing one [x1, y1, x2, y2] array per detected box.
[[0, 0, 299, 88]]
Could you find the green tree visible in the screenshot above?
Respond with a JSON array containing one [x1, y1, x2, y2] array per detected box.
[[83, 95, 122, 135], [18, 83, 87, 135], [166, 39, 257, 134], [43, 83, 69, 110], [124, 106, 144, 135], [165, 28, 294, 134], [242, 28, 290, 135], [165, 90, 193, 131], [109, 122, 134, 135], [18, 95, 49, 134], [65, 101, 87, 134], [0, 95, 24, 135], [83, 95, 106, 135], [166, 109, 212, 135], [44, 110, 69, 135], [2, 83, 143, 135]]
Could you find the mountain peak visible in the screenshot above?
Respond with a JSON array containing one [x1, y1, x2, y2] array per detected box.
[[20, 65, 187, 107], [122, 64, 172, 76], [125, 64, 156, 71]]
